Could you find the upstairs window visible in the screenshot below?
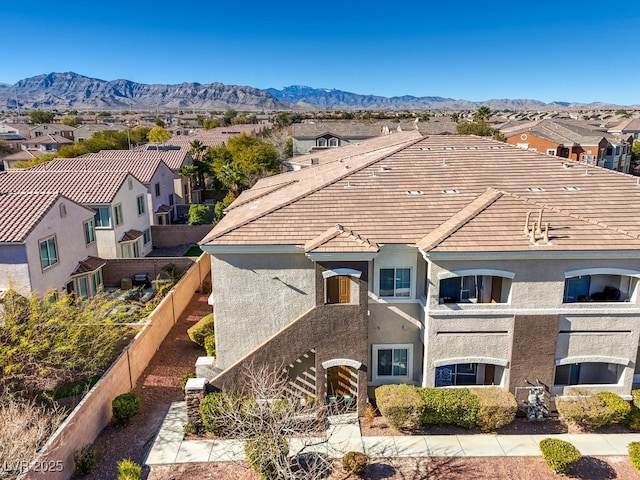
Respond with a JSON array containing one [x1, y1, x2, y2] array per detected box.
[[136, 195, 145, 215], [563, 272, 637, 303], [439, 274, 511, 304], [84, 220, 96, 245], [379, 268, 411, 298], [114, 204, 124, 226], [39, 236, 58, 270], [93, 207, 111, 228]]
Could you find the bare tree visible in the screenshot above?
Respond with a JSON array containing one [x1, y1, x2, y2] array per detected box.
[[201, 363, 354, 479], [0, 397, 65, 479]]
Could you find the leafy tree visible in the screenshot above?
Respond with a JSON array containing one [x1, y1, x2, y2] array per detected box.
[[188, 204, 211, 225], [147, 125, 171, 144], [223, 109, 238, 126], [274, 112, 301, 128], [284, 138, 293, 158], [450, 112, 460, 123], [0, 139, 10, 155], [0, 289, 138, 397], [59, 116, 83, 126], [29, 110, 55, 124], [213, 192, 236, 223], [456, 121, 494, 136], [201, 118, 220, 130], [154, 117, 166, 128]]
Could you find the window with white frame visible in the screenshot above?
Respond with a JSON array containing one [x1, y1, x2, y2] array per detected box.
[[136, 195, 145, 215], [84, 219, 96, 245], [143, 228, 152, 245], [114, 204, 123, 226], [93, 207, 111, 228], [379, 268, 411, 298], [78, 276, 89, 298], [39, 236, 58, 270], [92, 270, 102, 294], [373, 344, 412, 383], [546, 149, 556, 155]]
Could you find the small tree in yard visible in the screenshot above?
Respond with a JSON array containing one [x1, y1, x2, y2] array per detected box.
[[199, 363, 338, 479], [188, 204, 211, 225]]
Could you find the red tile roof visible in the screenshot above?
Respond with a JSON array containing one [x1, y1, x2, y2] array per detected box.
[[0, 192, 61, 242]]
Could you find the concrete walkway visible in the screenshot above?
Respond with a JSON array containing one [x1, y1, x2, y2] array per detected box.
[[146, 401, 640, 466]]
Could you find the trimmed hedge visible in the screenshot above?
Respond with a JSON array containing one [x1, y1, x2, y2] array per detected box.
[[342, 451, 368, 476], [112, 392, 140, 426], [629, 441, 640, 470], [187, 313, 214, 347], [419, 388, 479, 429], [245, 433, 289, 480], [539, 438, 580, 474], [374, 384, 423, 430], [556, 391, 631, 429], [469, 387, 518, 432], [627, 405, 640, 430]]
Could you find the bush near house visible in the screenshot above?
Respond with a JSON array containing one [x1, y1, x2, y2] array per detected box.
[[419, 388, 479, 429], [469, 387, 518, 431], [204, 334, 216, 357], [539, 438, 581, 474], [342, 451, 368, 476], [116, 458, 142, 480], [374, 384, 423, 430], [556, 390, 630, 430], [187, 313, 214, 347], [112, 392, 140, 426], [626, 405, 640, 430], [245, 432, 289, 480], [632, 389, 640, 408], [629, 441, 640, 470]]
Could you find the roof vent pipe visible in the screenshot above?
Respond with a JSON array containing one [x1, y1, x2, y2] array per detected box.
[[523, 212, 531, 235]]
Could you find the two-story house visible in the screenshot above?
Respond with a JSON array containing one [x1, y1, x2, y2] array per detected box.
[[0, 191, 104, 298], [34, 155, 178, 225], [28, 123, 75, 140], [200, 134, 640, 415], [0, 170, 152, 259]]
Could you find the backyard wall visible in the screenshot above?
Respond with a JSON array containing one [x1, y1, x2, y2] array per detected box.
[[102, 257, 196, 287], [150, 224, 212, 248], [23, 253, 211, 480]]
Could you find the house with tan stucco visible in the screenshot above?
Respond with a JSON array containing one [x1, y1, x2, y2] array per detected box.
[[200, 134, 640, 414]]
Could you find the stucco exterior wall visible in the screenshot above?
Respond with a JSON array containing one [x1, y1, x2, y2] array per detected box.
[[211, 252, 316, 369], [0, 245, 30, 295], [147, 163, 177, 225], [24, 198, 97, 297]]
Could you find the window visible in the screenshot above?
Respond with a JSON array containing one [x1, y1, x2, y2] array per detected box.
[[136, 195, 145, 215], [328, 137, 339, 147], [168, 193, 174, 206], [554, 362, 622, 386], [435, 363, 505, 387], [84, 220, 96, 245], [78, 276, 89, 298], [317, 138, 327, 147], [379, 268, 411, 298], [563, 273, 635, 303], [546, 149, 556, 156], [122, 243, 132, 258], [143, 228, 152, 245], [439, 275, 510, 303], [93, 207, 111, 228], [373, 344, 412, 382], [133, 240, 140, 258], [114, 204, 123, 226], [39, 236, 58, 270], [59, 203, 67, 217], [92, 270, 102, 294], [122, 240, 140, 258], [155, 182, 161, 197]]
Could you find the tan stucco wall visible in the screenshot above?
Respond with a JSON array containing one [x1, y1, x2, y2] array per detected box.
[[211, 252, 316, 369], [147, 163, 177, 225]]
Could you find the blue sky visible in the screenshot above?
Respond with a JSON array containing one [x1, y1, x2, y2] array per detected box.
[[3, 1, 639, 105]]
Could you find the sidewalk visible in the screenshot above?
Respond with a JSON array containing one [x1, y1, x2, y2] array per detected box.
[[145, 401, 640, 466]]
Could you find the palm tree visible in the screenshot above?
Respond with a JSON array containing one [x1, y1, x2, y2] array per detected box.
[[474, 106, 492, 123], [188, 139, 208, 189], [218, 163, 245, 197], [179, 165, 198, 204]]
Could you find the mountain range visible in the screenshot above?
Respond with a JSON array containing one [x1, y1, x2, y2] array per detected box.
[[0, 72, 628, 111]]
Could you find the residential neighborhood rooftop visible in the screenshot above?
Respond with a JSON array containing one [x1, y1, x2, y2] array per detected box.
[[0, 191, 64, 242]]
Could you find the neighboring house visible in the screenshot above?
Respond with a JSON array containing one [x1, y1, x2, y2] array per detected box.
[[504, 119, 633, 173], [292, 122, 391, 155], [85, 147, 194, 205], [29, 123, 75, 140], [608, 118, 640, 143], [0, 191, 103, 298], [0, 170, 152, 259], [34, 155, 178, 225], [0, 133, 25, 153], [200, 134, 640, 415], [20, 134, 74, 153], [73, 123, 119, 142], [2, 149, 43, 170]]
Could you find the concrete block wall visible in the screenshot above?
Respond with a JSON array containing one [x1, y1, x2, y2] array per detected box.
[[102, 257, 196, 287], [150, 225, 213, 248]]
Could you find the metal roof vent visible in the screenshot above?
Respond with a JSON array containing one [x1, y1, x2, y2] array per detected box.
[[406, 190, 424, 195], [442, 189, 459, 194], [380, 165, 392, 171], [419, 147, 431, 151], [562, 186, 581, 192], [527, 187, 545, 192]]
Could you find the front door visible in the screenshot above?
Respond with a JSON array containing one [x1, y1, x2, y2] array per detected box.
[[338, 276, 350, 303]]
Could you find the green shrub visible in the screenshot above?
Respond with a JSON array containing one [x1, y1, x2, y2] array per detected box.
[[245, 433, 289, 480], [469, 387, 518, 431], [187, 313, 214, 347], [204, 334, 216, 356], [596, 392, 631, 424], [632, 389, 640, 409], [374, 384, 423, 430], [419, 388, 479, 429], [199, 391, 248, 436], [342, 451, 368, 476], [629, 441, 640, 470], [627, 405, 640, 430], [74, 445, 97, 475], [112, 392, 140, 426], [183, 421, 198, 435], [556, 391, 630, 429], [539, 438, 581, 474], [117, 458, 142, 480]]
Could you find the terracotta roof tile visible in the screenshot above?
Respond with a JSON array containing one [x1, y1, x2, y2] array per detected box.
[[120, 229, 143, 242], [304, 224, 379, 253], [0, 192, 60, 242], [71, 256, 106, 276]]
